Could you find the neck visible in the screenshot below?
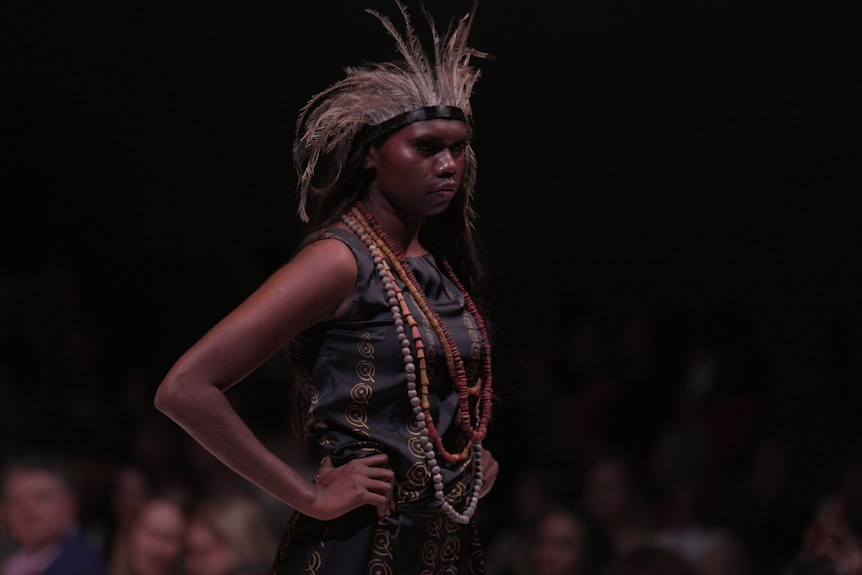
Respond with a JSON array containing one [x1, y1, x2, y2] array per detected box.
[[361, 195, 425, 257]]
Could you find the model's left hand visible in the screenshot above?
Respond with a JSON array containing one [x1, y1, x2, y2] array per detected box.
[[479, 448, 499, 498]]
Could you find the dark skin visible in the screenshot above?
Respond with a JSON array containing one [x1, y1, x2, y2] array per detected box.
[[154, 118, 499, 522]]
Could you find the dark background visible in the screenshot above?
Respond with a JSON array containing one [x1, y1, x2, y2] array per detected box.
[[3, 0, 861, 555]]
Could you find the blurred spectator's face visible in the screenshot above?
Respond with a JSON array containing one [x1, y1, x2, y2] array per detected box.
[[128, 500, 187, 575], [184, 519, 236, 575], [530, 511, 588, 575], [584, 459, 630, 524], [111, 466, 151, 528], [3, 470, 77, 551]]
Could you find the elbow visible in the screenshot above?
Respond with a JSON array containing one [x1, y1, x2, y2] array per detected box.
[[154, 367, 222, 421], [153, 382, 168, 413], [153, 374, 186, 418]]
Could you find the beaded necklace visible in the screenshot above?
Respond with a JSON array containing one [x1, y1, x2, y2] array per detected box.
[[341, 201, 493, 523]]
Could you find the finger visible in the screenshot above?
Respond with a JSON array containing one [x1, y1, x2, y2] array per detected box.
[[339, 479, 392, 519], [365, 475, 396, 517], [375, 498, 391, 518], [366, 476, 394, 494], [355, 452, 390, 468], [363, 465, 396, 483]]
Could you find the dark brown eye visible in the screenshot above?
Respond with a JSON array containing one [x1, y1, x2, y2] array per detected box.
[[450, 141, 468, 156]]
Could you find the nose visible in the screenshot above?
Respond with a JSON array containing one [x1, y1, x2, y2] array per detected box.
[[435, 149, 457, 176]]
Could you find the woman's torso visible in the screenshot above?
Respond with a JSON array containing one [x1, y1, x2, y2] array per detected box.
[[287, 227, 484, 515]]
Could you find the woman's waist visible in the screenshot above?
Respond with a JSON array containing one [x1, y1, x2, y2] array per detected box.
[[323, 436, 476, 516]]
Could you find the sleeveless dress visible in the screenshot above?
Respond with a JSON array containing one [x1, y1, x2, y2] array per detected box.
[[271, 228, 487, 575]]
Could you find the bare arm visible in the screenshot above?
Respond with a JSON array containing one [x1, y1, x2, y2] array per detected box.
[[154, 237, 395, 520]]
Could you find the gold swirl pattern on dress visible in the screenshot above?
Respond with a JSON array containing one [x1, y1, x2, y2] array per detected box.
[[306, 549, 322, 574], [440, 535, 461, 562], [445, 479, 467, 505], [293, 361, 312, 383], [462, 304, 481, 358], [399, 486, 421, 503], [444, 515, 461, 534], [469, 340, 482, 361], [443, 284, 461, 305], [407, 436, 425, 459], [427, 514, 443, 538], [405, 461, 430, 487], [302, 382, 319, 406], [371, 529, 393, 560], [421, 316, 437, 364], [470, 540, 485, 573], [357, 339, 375, 358], [344, 404, 369, 430], [463, 310, 477, 330], [421, 539, 439, 567], [367, 560, 393, 575], [406, 418, 421, 435], [356, 358, 375, 381], [463, 318, 482, 341], [342, 332, 372, 434], [349, 381, 373, 405]]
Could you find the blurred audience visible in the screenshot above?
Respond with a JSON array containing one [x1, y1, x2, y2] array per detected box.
[[486, 467, 558, 575], [1, 451, 108, 575], [783, 461, 862, 575], [600, 545, 697, 575], [183, 489, 278, 575], [649, 462, 752, 575], [2, 263, 861, 575], [525, 504, 611, 575], [731, 437, 811, 575], [107, 490, 190, 575], [581, 454, 652, 558], [103, 465, 156, 555], [789, 507, 862, 575], [1, 497, 16, 563]]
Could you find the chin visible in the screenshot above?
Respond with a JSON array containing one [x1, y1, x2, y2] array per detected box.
[[425, 197, 454, 215]]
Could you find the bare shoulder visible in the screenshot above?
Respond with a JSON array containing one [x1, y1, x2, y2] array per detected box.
[[294, 229, 358, 276], [261, 229, 359, 322]]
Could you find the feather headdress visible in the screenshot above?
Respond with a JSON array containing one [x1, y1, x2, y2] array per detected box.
[[293, 0, 489, 223]]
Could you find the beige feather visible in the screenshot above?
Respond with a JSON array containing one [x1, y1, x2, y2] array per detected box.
[[293, 0, 491, 223]]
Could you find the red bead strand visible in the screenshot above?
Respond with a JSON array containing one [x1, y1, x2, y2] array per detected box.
[[349, 203, 493, 463]]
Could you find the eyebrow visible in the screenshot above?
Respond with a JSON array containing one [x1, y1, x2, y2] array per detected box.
[[409, 131, 472, 146]]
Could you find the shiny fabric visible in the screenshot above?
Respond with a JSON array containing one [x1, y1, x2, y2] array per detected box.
[[272, 228, 486, 575]]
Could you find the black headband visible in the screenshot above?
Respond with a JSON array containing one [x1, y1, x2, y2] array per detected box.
[[363, 105, 466, 144]]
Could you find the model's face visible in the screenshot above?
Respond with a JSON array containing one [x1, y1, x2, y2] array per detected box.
[[364, 118, 470, 217], [2, 470, 77, 551]]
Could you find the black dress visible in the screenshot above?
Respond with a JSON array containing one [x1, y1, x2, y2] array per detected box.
[[271, 228, 487, 575]]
